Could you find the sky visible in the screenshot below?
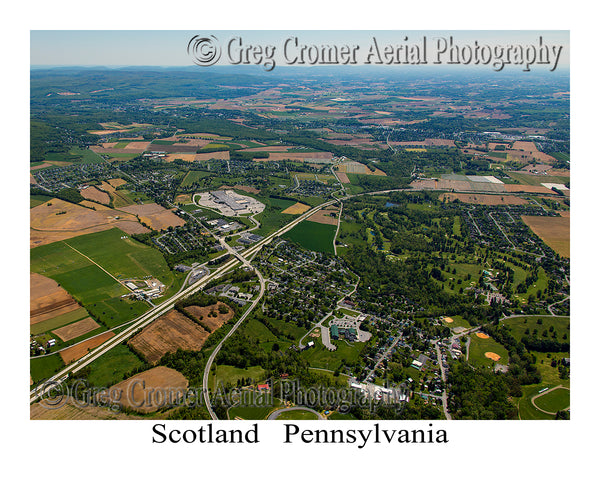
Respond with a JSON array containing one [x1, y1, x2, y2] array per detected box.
[[30, 30, 570, 71]]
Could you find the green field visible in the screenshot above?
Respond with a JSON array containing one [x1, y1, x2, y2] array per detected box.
[[31, 194, 51, 208], [507, 172, 570, 186], [30, 228, 170, 326], [533, 387, 570, 413], [31, 307, 90, 335], [282, 220, 336, 254], [31, 354, 65, 384], [85, 344, 145, 387], [468, 333, 509, 368], [275, 409, 319, 420]]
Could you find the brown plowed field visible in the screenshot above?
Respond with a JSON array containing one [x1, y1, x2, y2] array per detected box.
[[504, 184, 555, 194], [107, 366, 189, 413], [521, 215, 570, 258], [184, 302, 234, 331], [60, 331, 115, 364], [336, 172, 350, 184], [307, 206, 339, 225], [30, 273, 79, 324], [128, 310, 210, 363], [119, 203, 185, 231], [52, 317, 101, 341], [439, 193, 529, 206], [81, 186, 110, 204]]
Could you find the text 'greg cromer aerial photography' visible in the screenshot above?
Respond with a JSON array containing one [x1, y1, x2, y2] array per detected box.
[[30, 30, 570, 422]]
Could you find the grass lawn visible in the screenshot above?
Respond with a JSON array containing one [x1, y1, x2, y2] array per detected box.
[[212, 365, 266, 390], [328, 411, 357, 420], [85, 344, 145, 387], [517, 385, 557, 420], [275, 409, 319, 420], [302, 339, 364, 371], [283, 220, 336, 254], [534, 387, 570, 413], [502, 315, 569, 343], [228, 398, 282, 420]]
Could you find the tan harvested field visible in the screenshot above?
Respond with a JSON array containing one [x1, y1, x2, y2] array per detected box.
[[194, 151, 230, 161], [282, 202, 311, 215], [521, 215, 570, 258], [120, 203, 185, 231], [60, 331, 115, 364], [165, 153, 198, 163], [184, 301, 235, 331], [107, 367, 189, 413], [239, 146, 291, 152], [485, 352, 501, 361], [337, 161, 386, 176], [31, 397, 144, 420], [52, 317, 101, 342], [124, 141, 151, 150], [30, 173, 37, 184], [30, 273, 79, 324], [512, 141, 539, 152], [107, 178, 127, 188], [31, 162, 54, 170], [440, 192, 529, 206], [307, 206, 339, 225], [30, 198, 146, 248], [129, 310, 210, 363], [80, 186, 110, 204], [336, 172, 350, 184]]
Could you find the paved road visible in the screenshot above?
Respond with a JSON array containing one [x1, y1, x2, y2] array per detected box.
[[267, 406, 325, 420], [435, 342, 452, 420]]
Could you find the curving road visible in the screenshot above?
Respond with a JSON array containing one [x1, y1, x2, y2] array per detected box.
[[267, 406, 325, 420]]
